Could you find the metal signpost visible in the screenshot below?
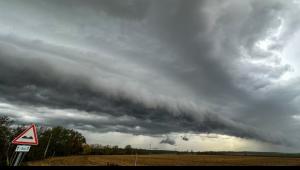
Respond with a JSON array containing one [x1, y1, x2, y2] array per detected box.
[[11, 124, 39, 166]]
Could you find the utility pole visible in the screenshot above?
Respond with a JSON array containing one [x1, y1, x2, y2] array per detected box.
[[44, 133, 52, 159]]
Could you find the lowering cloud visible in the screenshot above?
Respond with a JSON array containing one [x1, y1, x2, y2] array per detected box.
[[160, 136, 176, 146], [1, 0, 300, 151]]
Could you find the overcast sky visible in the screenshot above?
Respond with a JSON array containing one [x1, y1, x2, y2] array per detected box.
[[1, 0, 300, 152]]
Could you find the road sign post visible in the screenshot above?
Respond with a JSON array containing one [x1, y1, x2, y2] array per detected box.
[[11, 124, 39, 166], [13, 152, 24, 166]]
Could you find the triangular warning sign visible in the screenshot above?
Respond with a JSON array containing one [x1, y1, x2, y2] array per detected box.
[[12, 124, 39, 145]]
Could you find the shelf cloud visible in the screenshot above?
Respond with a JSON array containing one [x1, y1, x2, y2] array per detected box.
[[1, 0, 300, 151]]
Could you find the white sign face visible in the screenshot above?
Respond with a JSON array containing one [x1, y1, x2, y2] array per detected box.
[[12, 124, 39, 145], [15, 145, 31, 152]]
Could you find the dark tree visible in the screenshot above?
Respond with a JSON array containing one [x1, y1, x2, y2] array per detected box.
[[125, 145, 133, 155], [0, 116, 12, 166]]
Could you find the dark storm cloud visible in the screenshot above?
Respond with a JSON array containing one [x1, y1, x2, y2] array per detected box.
[[145, 0, 243, 100], [160, 136, 176, 146], [0, 39, 287, 145], [181, 136, 189, 141], [0, 45, 276, 142], [0, 0, 300, 149]]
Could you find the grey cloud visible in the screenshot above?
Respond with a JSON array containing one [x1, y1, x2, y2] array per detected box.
[[181, 136, 189, 141], [0, 0, 300, 150], [160, 136, 176, 146]]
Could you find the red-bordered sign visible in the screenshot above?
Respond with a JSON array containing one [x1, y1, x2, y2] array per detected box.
[[12, 124, 39, 145]]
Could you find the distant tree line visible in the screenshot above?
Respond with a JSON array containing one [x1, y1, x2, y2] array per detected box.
[[81, 144, 186, 156], [0, 116, 189, 166], [1, 116, 201, 166]]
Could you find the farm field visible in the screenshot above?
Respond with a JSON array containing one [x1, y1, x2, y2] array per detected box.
[[26, 154, 300, 166]]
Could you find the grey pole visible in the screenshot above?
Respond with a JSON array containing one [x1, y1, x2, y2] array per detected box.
[[134, 153, 138, 166], [6, 143, 11, 166], [9, 151, 17, 166], [44, 133, 52, 159], [19, 152, 27, 165], [13, 152, 23, 166]]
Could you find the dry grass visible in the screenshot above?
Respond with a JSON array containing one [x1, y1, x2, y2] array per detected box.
[[26, 154, 300, 166]]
